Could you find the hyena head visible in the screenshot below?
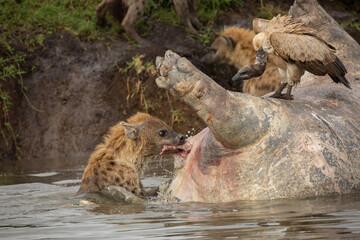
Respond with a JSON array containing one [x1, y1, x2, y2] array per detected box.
[[121, 113, 185, 156], [201, 27, 256, 68], [200, 34, 235, 65]]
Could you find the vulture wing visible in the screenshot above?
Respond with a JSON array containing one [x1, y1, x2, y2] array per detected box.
[[270, 32, 350, 88]]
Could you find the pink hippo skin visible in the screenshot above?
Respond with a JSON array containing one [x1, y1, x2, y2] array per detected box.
[[155, 0, 360, 202]]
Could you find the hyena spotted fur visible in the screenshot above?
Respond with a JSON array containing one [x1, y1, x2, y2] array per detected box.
[[201, 26, 281, 96], [77, 112, 185, 197]]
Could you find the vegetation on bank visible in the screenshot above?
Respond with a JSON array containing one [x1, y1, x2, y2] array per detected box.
[[340, 17, 360, 32], [0, 0, 107, 159]]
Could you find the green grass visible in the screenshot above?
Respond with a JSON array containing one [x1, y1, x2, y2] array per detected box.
[[145, 0, 242, 29], [0, 33, 26, 157], [197, 0, 241, 23], [199, 0, 240, 10], [145, 1, 180, 26], [198, 26, 213, 46], [257, 0, 287, 20], [171, 109, 187, 124], [340, 17, 360, 31], [0, 0, 120, 41]]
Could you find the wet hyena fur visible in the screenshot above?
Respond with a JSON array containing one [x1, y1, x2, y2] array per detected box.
[[96, 0, 202, 45], [77, 112, 185, 196], [201, 26, 281, 96]]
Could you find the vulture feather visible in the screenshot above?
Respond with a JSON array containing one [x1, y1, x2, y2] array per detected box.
[[231, 15, 351, 100]]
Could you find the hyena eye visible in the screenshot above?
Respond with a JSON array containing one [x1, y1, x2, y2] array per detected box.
[[211, 48, 216, 53], [158, 129, 168, 137]]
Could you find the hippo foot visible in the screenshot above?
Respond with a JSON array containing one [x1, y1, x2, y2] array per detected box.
[[156, 50, 203, 97]]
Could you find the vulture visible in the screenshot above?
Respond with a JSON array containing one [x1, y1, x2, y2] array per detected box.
[[231, 15, 351, 100]]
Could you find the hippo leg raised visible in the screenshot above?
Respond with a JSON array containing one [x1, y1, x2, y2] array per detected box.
[[156, 50, 290, 202], [156, 51, 276, 150]]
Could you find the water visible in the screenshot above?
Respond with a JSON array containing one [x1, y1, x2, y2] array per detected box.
[[1, 159, 360, 239]]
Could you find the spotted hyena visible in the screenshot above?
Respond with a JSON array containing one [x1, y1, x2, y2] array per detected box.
[[77, 112, 185, 197], [201, 26, 281, 96], [96, 0, 202, 44]]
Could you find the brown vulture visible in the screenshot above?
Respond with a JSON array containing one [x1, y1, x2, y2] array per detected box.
[[231, 15, 350, 100]]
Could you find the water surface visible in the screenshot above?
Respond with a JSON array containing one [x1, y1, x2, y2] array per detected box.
[[1, 159, 360, 239]]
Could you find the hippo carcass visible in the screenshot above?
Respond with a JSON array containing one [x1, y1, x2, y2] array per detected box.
[[155, 0, 360, 202]]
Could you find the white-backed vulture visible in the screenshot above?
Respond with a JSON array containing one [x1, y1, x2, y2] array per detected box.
[[231, 15, 351, 100]]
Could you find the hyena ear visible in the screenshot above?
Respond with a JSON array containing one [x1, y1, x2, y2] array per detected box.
[[221, 35, 235, 50], [121, 122, 145, 139]]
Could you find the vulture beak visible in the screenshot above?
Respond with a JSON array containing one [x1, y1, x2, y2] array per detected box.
[[231, 48, 268, 85], [231, 67, 253, 83]]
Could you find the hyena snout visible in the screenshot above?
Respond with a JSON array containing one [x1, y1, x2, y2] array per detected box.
[[176, 134, 185, 145]]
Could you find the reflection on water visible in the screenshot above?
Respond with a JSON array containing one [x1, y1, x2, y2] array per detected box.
[[1, 158, 360, 239]]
